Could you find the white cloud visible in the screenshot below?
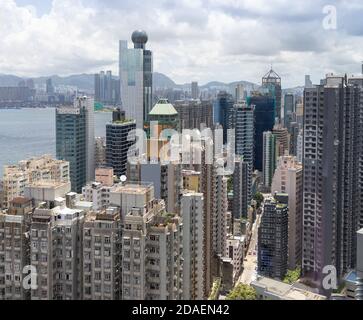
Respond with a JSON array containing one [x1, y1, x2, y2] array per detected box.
[[0, 0, 362, 87]]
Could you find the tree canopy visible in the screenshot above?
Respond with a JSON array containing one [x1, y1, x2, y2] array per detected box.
[[226, 284, 257, 300], [283, 267, 301, 284], [253, 192, 264, 209]]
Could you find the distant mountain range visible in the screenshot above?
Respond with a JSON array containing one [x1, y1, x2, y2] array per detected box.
[[0, 72, 303, 95]]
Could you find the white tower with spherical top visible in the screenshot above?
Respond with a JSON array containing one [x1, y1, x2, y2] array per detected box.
[[119, 30, 153, 128]]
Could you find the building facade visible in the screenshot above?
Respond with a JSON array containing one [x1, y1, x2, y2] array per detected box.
[[119, 30, 153, 128]]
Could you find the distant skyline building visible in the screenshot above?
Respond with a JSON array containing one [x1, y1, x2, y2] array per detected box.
[[284, 93, 295, 130], [262, 68, 282, 123], [247, 93, 275, 171], [174, 100, 213, 130], [214, 91, 234, 144], [119, 30, 153, 128], [94, 70, 120, 105], [191, 81, 199, 99], [235, 83, 246, 102], [46, 78, 55, 95], [56, 96, 95, 192]]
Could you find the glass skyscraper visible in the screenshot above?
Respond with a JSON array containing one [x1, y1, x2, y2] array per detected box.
[[213, 91, 234, 144], [119, 30, 153, 128], [247, 94, 275, 171], [56, 96, 95, 193], [262, 68, 281, 123]]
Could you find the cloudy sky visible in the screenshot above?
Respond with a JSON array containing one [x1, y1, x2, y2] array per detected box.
[[1, 0, 362, 87]]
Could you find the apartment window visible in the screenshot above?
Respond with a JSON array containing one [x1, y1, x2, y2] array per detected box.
[[104, 273, 111, 281], [104, 285, 111, 294]]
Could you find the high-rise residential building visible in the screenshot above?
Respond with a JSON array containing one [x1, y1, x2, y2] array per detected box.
[[302, 74, 363, 292], [271, 155, 303, 269], [24, 181, 71, 209], [174, 100, 213, 130], [284, 93, 295, 130], [356, 229, 363, 300], [82, 182, 111, 211], [191, 82, 199, 100], [106, 108, 136, 178], [30, 204, 85, 300], [82, 207, 122, 300], [230, 101, 254, 215], [56, 96, 95, 193], [258, 195, 288, 279], [2, 155, 70, 208], [212, 166, 228, 259], [289, 122, 300, 157], [0, 197, 33, 300], [94, 71, 120, 105], [262, 68, 282, 123], [109, 182, 154, 221], [136, 163, 181, 214], [231, 101, 254, 168], [273, 124, 290, 158], [232, 156, 250, 219], [127, 99, 181, 214], [247, 93, 275, 171], [262, 131, 276, 188], [119, 30, 153, 128], [95, 137, 106, 169], [182, 142, 214, 296], [296, 130, 303, 163], [120, 184, 183, 300], [181, 192, 205, 300], [214, 91, 234, 144]]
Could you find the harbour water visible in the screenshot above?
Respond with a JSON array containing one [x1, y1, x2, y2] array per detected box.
[[0, 108, 112, 176]]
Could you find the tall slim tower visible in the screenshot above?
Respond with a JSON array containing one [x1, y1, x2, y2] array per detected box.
[[262, 131, 276, 188], [56, 96, 95, 192], [191, 81, 199, 100], [230, 101, 254, 217], [302, 74, 363, 293], [262, 68, 281, 123], [106, 108, 136, 177], [119, 30, 153, 128]]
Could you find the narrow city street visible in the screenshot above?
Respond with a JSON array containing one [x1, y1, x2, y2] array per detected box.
[[239, 212, 261, 285]]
